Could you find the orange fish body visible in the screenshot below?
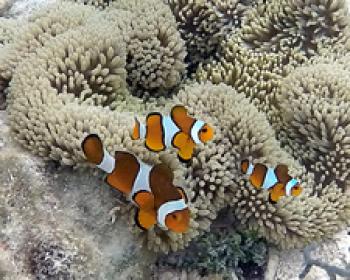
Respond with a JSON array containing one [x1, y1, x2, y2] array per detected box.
[[132, 105, 214, 162], [241, 160, 302, 203], [82, 134, 190, 233]]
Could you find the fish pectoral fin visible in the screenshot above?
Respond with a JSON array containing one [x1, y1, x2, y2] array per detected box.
[[135, 208, 157, 231], [269, 183, 285, 203], [173, 132, 195, 162], [133, 191, 155, 210], [177, 148, 195, 163], [176, 186, 188, 203], [274, 164, 290, 183]]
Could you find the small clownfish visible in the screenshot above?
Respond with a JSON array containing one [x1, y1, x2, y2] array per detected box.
[[81, 134, 190, 233], [241, 159, 303, 203], [131, 105, 214, 163]]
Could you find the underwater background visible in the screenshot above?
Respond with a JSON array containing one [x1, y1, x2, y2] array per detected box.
[[0, 0, 349, 279]]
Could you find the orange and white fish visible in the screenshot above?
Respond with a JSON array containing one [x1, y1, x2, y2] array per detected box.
[[241, 159, 303, 203], [131, 105, 214, 162], [81, 134, 190, 233]]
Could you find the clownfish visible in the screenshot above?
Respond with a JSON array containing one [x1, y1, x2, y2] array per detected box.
[[241, 159, 303, 203], [131, 105, 214, 162], [81, 134, 190, 233]]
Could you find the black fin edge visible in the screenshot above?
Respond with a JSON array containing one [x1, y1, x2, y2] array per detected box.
[[177, 154, 191, 165], [268, 193, 277, 204], [176, 186, 188, 203], [134, 208, 147, 231], [144, 142, 165, 153]]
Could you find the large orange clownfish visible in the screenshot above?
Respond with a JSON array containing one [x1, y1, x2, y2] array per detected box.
[[241, 160, 303, 203], [81, 134, 190, 233], [131, 105, 214, 162]]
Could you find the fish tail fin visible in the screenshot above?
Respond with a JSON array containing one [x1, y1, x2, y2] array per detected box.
[[132, 117, 146, 140], [81, 134, 105, 165], [131, 117, 140, 140]]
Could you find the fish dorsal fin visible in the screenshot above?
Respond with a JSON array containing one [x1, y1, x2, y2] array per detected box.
[[176, 186, 188, 203], [105, 151, 139, 194], [134, 208, 156, 231], [145, 112, 165, 152], [149, 163, 180, 203], [152, 163, 174, 183], [171, 105, 195, 134], [274, 164, 291, 184]]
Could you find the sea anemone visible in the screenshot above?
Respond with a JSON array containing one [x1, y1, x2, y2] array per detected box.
[[165, 0, 252, 70], [240, 0, 349, 57]]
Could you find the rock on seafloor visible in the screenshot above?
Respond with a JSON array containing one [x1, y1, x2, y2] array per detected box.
[[0, 0, 14, 15], [265, 229, 350, 280], [151, 268, 236, 280], [0, 0, 56, 18], [0, 111, 155, 279]]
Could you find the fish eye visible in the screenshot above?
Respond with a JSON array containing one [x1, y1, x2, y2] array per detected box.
[[172, 214, 177, 219], [201, 128, 207, 133]]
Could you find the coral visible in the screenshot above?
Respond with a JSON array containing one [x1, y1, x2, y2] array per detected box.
[[110, 0, 187, 98], [0, 2, 95, 84], [240, 0, 349, 58], [29, 241, 74, 279], [165, 0, 252, 70], [278, 61, 350, 192], [156, 228, 267, 279]]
